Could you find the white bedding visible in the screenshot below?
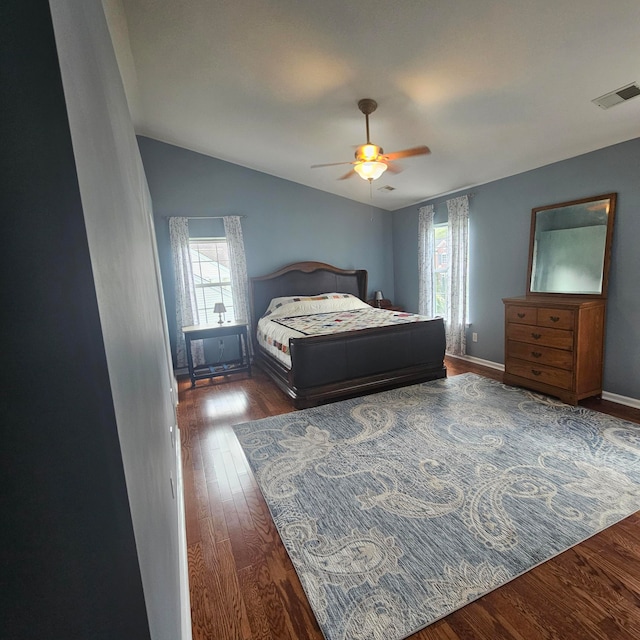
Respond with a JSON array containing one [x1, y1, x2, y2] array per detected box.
[[257, 293, 430, 369]]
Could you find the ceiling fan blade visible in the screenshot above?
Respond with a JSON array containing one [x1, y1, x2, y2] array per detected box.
[[385, 163, 403, 174], [383, 145, 431, 161], [337, 169, 356, 180], [310, 160, 354, 169]]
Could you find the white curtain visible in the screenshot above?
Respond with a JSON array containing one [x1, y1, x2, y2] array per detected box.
[[418, 204, 435, 317], [445, 195, 469, 356], [169, 217, 204, 368], [223, 216, 252, 355]]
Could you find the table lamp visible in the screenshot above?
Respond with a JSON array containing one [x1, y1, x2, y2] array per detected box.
[[213, 302, 226, 324]]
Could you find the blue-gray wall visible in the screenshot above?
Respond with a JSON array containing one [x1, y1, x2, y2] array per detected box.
[[392, 137, 640, 400], [137, 136, 392, 363]]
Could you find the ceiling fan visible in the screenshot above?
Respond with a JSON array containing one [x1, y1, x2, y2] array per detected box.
[[311, 98, 430, 182]]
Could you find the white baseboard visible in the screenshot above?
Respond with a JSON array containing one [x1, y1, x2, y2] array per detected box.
[[447, 355, 640, 410], [601, 391, 640, 410], [175, 427, 193, 640], [447, 353, 505, 372], [172, 372, 180, 407]]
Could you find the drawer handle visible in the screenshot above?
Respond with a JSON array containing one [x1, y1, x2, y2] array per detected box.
[[531, 369, 542, 376], [517, 312, 525, 318], [531, 351, 542, 358], [549, 316, 560, 322], [531, 332, 542, 340]]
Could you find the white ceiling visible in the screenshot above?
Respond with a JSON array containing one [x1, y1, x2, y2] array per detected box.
[[108, 0, 640, 211]]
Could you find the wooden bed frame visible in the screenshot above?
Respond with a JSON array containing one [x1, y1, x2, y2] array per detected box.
[[250, 261, 447, 408]]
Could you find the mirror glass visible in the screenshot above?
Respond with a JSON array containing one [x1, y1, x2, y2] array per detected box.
[[528, 194, 616, 296]]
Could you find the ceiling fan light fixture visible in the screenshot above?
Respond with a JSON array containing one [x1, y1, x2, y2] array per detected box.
[[354, 161, 388, 181], [310, 98, 430, 183], [357, 143, 381, 162]]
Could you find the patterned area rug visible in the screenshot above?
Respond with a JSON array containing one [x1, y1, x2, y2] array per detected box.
[[234, 374, 640, 640]]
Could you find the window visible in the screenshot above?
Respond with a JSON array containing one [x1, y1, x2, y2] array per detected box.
[[433, 223, 448, 316], [189, 237, 235, 323]]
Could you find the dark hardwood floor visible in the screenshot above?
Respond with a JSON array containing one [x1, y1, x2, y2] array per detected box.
[[179, 357, 640, 639]]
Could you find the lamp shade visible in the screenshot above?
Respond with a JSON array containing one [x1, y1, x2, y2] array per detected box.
[[353, 161, 388, 181]]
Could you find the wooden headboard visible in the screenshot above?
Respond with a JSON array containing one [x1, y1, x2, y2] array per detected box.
[[249, 261, 368, 333]]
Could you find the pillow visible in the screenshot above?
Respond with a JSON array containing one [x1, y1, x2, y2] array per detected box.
[[262, 293, 370, 318]]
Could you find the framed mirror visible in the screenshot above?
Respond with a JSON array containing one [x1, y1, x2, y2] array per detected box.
[[527, 193, 616, 298]]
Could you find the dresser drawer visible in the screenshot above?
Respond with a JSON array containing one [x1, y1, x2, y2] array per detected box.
[[506, 305, 536, 325], [536, 307, 575, 330], [506, 323, 574, 350], [506, 358, 573, 390], [506, 341, 573, 370]]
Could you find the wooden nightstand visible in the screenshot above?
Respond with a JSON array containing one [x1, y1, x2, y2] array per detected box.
[[367, 298, 404, 312], [182, 321, 251, 387]]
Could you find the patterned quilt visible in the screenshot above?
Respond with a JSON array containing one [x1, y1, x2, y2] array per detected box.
[[256, 293, 435, 369], [272, 308, 425, 336]]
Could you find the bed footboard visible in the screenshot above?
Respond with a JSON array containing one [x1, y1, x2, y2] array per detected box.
[[257, 317, 447, 408]]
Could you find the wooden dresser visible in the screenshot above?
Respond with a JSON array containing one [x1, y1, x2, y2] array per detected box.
[[503, 296, 606, 405]]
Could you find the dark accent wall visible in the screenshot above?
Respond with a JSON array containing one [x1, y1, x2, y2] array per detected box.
[[0, 2, 150, 638], [137, 136, 393, 365], [392, 137, 640, 400]]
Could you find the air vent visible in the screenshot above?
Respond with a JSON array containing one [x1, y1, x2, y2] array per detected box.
[[592, 82, 640, 109], [377, 185, 396, 192]]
